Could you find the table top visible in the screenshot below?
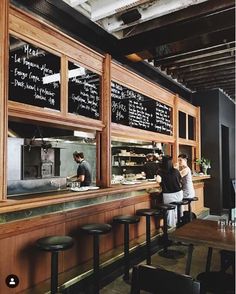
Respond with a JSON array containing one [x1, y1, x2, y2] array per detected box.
[[170, 219, 235, 251]]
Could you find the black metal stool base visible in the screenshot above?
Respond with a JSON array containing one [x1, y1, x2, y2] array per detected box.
[[158, 248, 185, 259]]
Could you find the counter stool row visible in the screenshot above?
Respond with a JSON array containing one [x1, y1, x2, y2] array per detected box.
[[36, 198, 198, 294]]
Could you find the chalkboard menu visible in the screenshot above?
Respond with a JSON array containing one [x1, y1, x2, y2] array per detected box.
[[9, 36, 60, 110], [111, 81, 173, 135], [68, 61, 100, 119]]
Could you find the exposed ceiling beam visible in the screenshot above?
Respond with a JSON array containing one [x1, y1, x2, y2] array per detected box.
[[155, 48, 236, 67], [153, 33, 235, 63], [64, 0, 87, 7], [174, 65, 235, 79], [164, 55, 235, 71], [187, 77, 236, 87], [192, 80, 235, 90], [122, 0, 235, 37], [182, 71, 235, 82], [178, 66, 235, 80], [155, 41, 236, 65], [185, 75, 235, 86], [168, 58, 235, 75], [105, 0, 209, 34], [91, 0, 141, 22], [118, 8, 235, 55]]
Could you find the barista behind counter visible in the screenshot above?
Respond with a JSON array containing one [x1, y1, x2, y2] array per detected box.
[[67, 151, 92, 186], [142, 153, 160, 179]]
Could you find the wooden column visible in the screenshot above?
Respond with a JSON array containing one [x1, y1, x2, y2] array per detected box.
[[0, 0, 9, 200], [100, 54, 111, 187], [173, 95, 179, 163], [196, 106, 201, 160], [61, 56, 68, 115]]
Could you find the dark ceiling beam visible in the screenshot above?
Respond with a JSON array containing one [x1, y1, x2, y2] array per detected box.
[[119, 8, 235, 55], [180, 69, 235, 82], [164, 54, 235, 71], [169, 59, 235, 76], [123, 0, 235, 37], [161, 48, 235, 68], [185, 75, 235, 87], [192, 80, 235, 90], [153, 28, 235, 60], [220, 86, 236, 90], [187, 78, 235, 88], [177, 65, 235, 80], [155, 42, 235, 65]]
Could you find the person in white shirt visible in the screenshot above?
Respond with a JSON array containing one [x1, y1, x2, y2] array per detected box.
[[177, 154, 195, 198]]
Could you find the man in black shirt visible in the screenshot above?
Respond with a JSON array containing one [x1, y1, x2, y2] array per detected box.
[[142, 153, 159, 179], [72, 151, 92, 186]]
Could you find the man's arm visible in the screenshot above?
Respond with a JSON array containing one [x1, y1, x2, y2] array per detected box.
[[77, 164, 86, 183], [179, 167, 188, 177]]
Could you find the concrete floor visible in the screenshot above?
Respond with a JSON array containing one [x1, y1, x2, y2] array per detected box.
[[100, 215, 232, 294]]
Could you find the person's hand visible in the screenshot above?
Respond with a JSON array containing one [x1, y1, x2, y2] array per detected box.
[[174, 162, 179, 169], [156, 175, 162, 183]]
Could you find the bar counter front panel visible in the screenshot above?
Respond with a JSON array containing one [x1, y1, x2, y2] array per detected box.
[[0, 177, 208, 293]]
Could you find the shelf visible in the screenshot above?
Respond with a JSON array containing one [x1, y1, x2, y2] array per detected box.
[[112, 154, 146, 158], [112, 165, 144, 167]]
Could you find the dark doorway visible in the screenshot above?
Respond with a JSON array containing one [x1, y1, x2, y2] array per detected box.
[[221, 125, 230, 209]]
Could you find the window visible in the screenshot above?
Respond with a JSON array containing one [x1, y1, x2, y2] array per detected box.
[[7, 120, 97, 197]]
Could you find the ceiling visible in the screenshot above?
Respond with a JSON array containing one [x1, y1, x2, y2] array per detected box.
[[62, 0, 235, 100]]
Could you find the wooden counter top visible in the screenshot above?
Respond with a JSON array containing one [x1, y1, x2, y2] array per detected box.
[[0, 176, 210, 215], [192, 175, 211, 181], [0, 181, 160, 214]]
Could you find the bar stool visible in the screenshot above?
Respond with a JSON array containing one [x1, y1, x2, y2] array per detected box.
[[156, 204, 185, 259], [170, 199, 189, 228], [182, 197, 198, 224], [136, 208, 161, 265], [81, 223, 112, 294], [113, 215, 140, 281], [36, 235, 74, 294]]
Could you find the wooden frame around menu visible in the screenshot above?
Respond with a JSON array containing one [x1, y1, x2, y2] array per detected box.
[[0, 3, 201, 203]]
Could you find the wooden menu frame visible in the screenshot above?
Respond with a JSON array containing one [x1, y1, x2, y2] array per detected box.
[[0, 4, 201, 207]]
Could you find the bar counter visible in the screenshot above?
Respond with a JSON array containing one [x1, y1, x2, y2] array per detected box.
[[0, 175, 210, 221]]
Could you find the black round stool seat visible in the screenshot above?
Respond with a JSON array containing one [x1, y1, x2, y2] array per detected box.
[[183, 196, 199, 203], [113, 215, 140, 224], [81, 223, 112, 235], [197, 271, 235, 293], [36, 235, 74, 251], [156, 204, 176, 211], [170, 199, 189, 206], [36, 235, 74, 294], [136, 208, 161, 216]]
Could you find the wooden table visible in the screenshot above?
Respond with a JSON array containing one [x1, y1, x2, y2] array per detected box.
[[169, 219, 235, 275]]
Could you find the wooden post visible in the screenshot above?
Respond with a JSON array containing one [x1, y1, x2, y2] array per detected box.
[[196, 106, 201, 159], [100, 54, 111, 187], [61, 55, 68, 116], [0, 0, 9, 200], [173, 95, 179, 164]]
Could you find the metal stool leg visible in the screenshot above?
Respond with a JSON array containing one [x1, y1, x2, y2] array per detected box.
[[93, 234, 100, 294], [159, 210, 185, 259], [51, 251, 58, 294], [146, 215, 151, 265], [176, 205, 182, 228], [123, 223, 130, 281], [188, 202, 192, 222], [163, 211, 168, 253]]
